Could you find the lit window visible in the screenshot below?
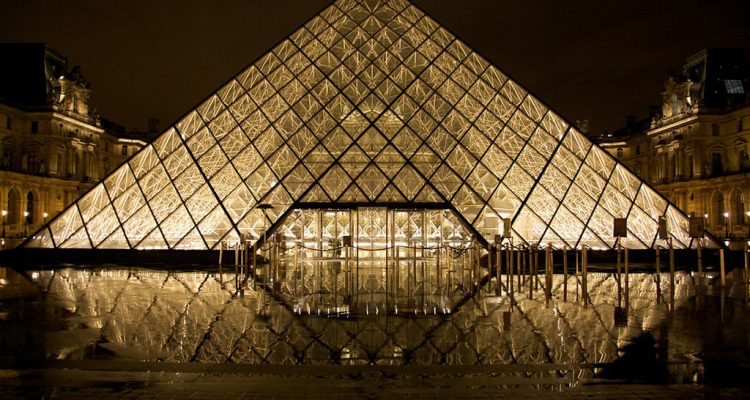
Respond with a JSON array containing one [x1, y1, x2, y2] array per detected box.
[[725, 79, 744, 94]]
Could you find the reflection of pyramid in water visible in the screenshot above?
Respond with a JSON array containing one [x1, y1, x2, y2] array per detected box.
[[25, 0, 718, 250]]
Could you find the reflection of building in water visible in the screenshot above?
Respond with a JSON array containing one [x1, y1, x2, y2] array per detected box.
[[20, 267, 698, 374], [0, 44, 148, 241], [24, 1, 719, 251], [596, 48, 750, 243]]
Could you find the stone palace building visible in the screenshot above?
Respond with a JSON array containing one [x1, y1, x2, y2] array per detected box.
[[0, 43, 147, 245], [597, 48, 750, 244]]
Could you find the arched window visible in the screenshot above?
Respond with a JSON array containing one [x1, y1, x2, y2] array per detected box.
[[732, 189, 745, 226], [7, 189, 19, 225], [714, 191, 725, 227], [25, 191, 34, 225]]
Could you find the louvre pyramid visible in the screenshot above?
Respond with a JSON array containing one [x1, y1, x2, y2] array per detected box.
[[24, 0, 718, 250]]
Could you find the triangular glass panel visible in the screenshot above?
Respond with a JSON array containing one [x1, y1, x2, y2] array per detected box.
[[301, 184, 332, 203], [26, 227, 54, 249], [59, 226, 91, 249], [173, 228, 207, 250], [414, 184, 443, 203], [135, 228, 168, 250], [339, 184, 369, 202], [578, 228, 608, 250], [50, 206, 84, 247], [97, 227, 130, 249], [376, 183, 406, 202]]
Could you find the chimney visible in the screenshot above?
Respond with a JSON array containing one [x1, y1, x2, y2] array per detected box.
[[148, 118, 159, 133]]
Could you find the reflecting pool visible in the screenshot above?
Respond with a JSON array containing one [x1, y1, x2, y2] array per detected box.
[[0, 266, 748, 387]]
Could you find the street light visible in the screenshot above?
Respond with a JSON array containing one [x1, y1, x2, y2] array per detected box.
[[1, 210, 6, 239], [43, 211, 48, 224], [724, 211, 730, 239], [23, 211, 29, 238]]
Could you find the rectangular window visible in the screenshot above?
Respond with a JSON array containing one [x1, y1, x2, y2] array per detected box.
[[711, 153, 723, 175], [712, 124, 720, 136], [5, 116, 10, 129], [30, 121, 38, 134], [121, 145, 128, 156]]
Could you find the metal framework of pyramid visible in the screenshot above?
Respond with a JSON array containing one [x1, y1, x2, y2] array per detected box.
[[24, 0, 718, 250]]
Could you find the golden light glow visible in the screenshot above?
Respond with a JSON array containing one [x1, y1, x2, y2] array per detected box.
[[22, 0, 717, 251]]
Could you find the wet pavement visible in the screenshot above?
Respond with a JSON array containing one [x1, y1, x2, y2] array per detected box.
[[0, 265, 749, 398]]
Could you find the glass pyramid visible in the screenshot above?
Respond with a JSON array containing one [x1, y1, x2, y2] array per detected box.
[[23, 0, 718, 250]]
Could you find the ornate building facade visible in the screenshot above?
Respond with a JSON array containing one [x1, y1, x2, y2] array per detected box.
[[0, 44, 147, 245], [599, 48, 750, 244]]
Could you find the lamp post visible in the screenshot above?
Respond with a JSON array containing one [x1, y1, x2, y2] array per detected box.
[[23, 211, 29, 238], [1, 209, 6, 239], [43, 211, 48, 225], [724, 211, 730, 239]]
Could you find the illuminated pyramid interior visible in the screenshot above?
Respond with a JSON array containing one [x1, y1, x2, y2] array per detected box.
[[24, 0, 718, 250]]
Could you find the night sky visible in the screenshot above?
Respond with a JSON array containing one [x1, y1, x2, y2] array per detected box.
[[1, 0, 749, 133]]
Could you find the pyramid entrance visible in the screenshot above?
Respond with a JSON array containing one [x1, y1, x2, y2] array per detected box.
[[261, 206, 481, 314]]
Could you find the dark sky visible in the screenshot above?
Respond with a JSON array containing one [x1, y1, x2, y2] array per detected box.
[[2, 0, 749, 133]]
